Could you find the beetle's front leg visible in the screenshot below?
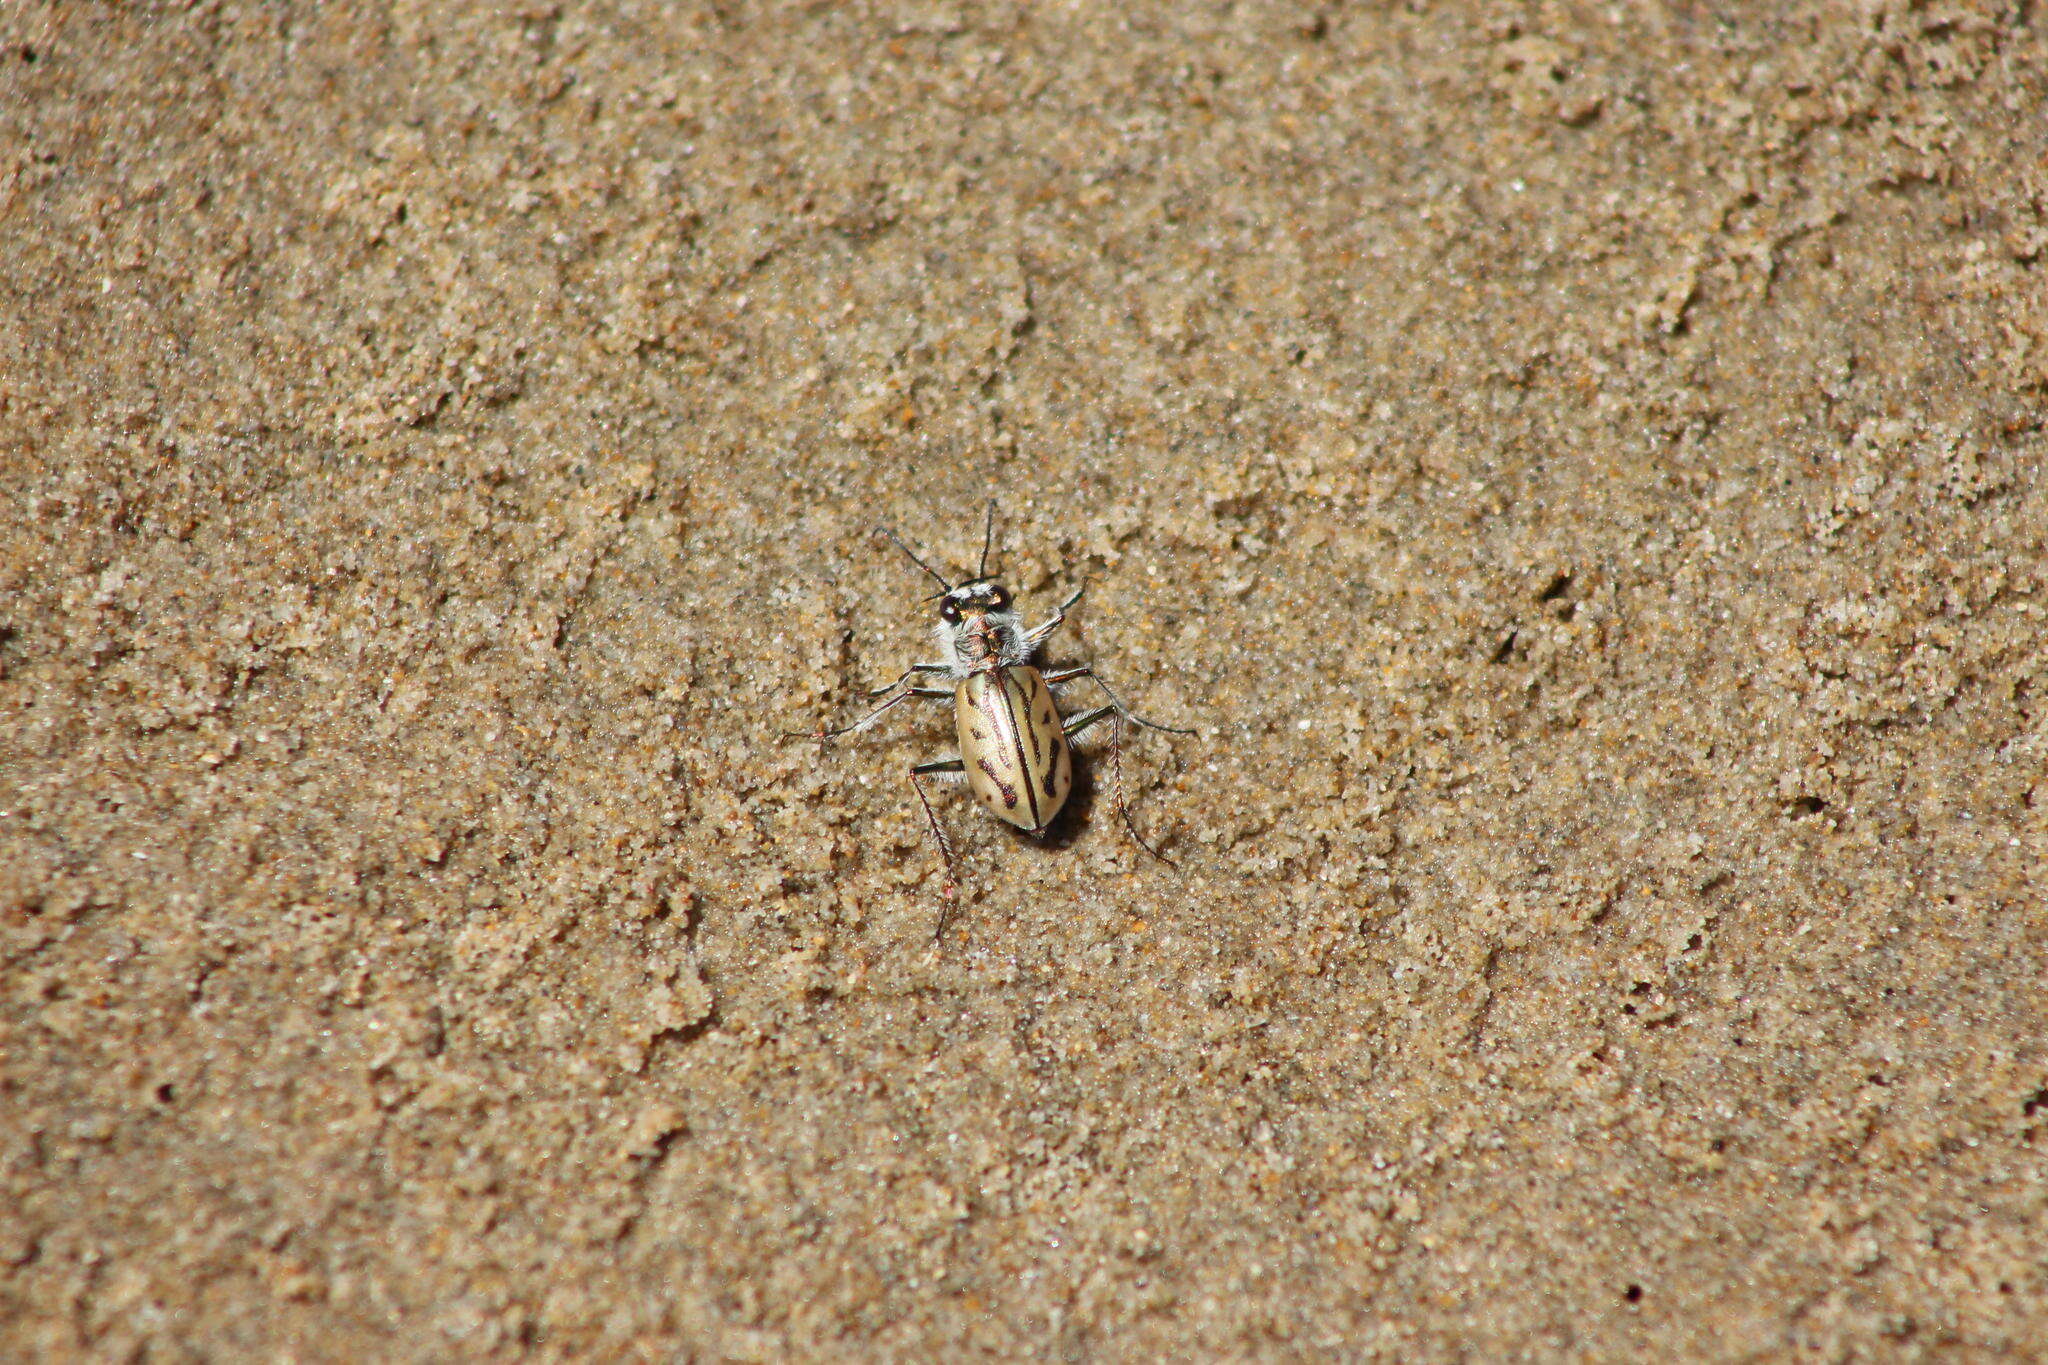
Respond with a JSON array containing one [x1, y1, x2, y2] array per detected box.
[[1022, 584, 1086, 653]]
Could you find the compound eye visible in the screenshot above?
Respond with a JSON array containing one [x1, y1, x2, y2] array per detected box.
[[939, 600, 961, 623], [988, 587, 1010, 609]]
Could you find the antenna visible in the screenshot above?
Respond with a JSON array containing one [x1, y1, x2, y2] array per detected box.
[[877, 526, 953, 592], [977, 501, 998, 579]]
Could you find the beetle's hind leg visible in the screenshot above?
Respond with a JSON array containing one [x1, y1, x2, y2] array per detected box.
[[1063, 706, 1176, 868], [909, 757, 965, 937], [1042, 666, 1194, 735]]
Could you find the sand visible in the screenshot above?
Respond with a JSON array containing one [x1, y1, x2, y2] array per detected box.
[[3, 1, 2045, 1358]]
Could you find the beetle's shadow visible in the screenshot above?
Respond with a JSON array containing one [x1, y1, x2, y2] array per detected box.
[[1007, 739, 1105, 854]]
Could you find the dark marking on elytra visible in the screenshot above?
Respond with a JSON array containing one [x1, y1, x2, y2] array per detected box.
[[975, 681, 1011, 741], [976, 756, 1020, 808], [1002, 672, 1044, 826]]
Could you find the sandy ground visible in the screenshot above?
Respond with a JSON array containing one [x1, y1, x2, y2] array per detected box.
[[3, 1, 2046, 1358]]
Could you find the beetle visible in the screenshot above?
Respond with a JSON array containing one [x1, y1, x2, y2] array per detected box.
[[802, 504, 1189, 933]]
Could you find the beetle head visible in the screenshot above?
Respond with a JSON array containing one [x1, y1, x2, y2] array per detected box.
[[935, 579, 1026, 669], [937, 580, 1012, 625]]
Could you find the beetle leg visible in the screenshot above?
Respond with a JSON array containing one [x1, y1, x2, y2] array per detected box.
[[1061, 707, 1175, 866], [799, 685, 950, 740], [1042, 666, 1194, 734], [1107, 710, 1176, 867], [866, 663, 951, 697], [908, 759, 964, 935], [1060, 705, 1115, 738], [1022, 583, 1086, 653]]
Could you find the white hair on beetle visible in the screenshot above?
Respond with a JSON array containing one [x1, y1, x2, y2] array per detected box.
[[932, 580, 1028, 677]]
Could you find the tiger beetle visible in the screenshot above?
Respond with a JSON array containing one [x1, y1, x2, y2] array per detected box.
[[799, 504, 1190, 937]]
